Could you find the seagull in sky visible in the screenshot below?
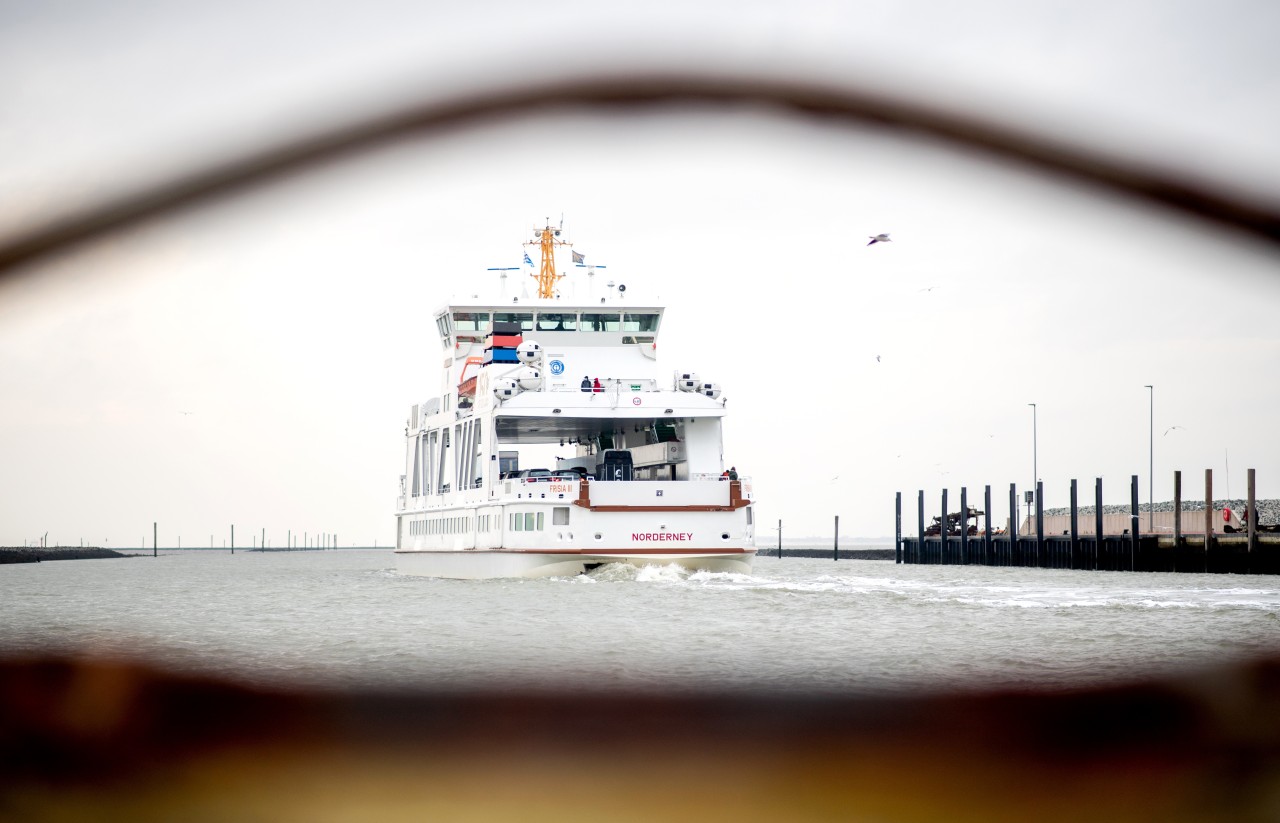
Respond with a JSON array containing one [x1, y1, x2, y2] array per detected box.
[[1163, 425, 1185, 436], [867, 233, 891, 246], [876, 355, 881, 362]]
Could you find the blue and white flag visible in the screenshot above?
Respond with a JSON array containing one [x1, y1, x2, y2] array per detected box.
[[523, 252, 533, 266], [571, 250, 584, 264]]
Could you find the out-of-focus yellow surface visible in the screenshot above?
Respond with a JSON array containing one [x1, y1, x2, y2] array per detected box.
[[2, 656, 1278, 822]]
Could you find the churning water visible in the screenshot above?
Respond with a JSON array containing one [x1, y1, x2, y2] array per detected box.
[[3, 550, 1278, 695]]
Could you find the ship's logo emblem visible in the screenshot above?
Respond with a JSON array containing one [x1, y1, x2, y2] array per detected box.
[[549, 359, 564, 375]]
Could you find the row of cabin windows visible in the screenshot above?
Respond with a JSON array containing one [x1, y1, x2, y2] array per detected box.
[[408, 515, 499, 536], [409, 517, 470, 536], [451, 311, 660, 334], [408, 511, 567, 535]]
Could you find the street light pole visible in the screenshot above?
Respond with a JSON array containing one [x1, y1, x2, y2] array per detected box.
[[1145, 385, 1153, 531]]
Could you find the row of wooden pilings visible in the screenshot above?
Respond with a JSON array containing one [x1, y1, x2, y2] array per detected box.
[[895, 468, 1278, 574]]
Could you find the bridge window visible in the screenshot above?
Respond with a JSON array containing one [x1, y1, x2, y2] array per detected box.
[[493, 311, 534, 331], [452, 311, 490, 332], [622, 313, 660, 332], [536, 312, 577, 331], [581, 312, 620, 332]]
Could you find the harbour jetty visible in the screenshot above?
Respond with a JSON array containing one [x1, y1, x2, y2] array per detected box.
[[0, 547, 126, 564], [896, 468, 1280, 574]]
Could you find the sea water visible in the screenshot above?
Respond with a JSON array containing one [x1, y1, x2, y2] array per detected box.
[[2, 549, 1278, 695]]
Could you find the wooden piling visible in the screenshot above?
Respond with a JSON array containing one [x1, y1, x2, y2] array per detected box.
[[1069, 480, 1079, 569], [1248, 468, 1257, 554], [1094, 478, 1103, 571], [941, 489, 948, 565], [960, 487, 969, 564], [917, 490, 925, 564], [1035, 481, 1044, 567], [984, 485, 992, 565], [231, 525, 235, 554], [1129, 476, 1139, 571], [833, 515, 839, 561], [153, 522, 157, 558], [1008, 483, 1017, 566], [1174, 470, 1182, 548], [894, 494, 902, 564], [1205, 469, 1213, 560]]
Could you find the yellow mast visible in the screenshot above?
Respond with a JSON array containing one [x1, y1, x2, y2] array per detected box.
[[525, 219, 568, 299]]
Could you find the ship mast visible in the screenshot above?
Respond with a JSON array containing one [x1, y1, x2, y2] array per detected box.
[[525, 218, 568, 299]]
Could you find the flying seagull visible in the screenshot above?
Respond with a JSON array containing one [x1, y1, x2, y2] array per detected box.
[[1163, 426, 1185, 436], [867, 233, 891, 246]]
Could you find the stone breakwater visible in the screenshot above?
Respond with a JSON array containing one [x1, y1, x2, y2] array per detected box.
[[1041, 499, 1280, 525], [0, 547, 126, 564]]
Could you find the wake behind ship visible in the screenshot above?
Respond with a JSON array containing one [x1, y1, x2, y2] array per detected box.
[[394, 221, 756, 579]]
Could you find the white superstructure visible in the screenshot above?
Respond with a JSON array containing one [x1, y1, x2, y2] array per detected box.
[[394, 221, 755, 578]]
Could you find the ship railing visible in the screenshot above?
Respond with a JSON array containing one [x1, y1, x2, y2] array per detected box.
[[575, 478, 750, 511], [487, 476, 753, 508], [557, 378, 661, 392]]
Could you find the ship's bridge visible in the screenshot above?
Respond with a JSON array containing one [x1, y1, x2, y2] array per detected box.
[[436, 306, 663, 349], [436, 304, 666, 395]]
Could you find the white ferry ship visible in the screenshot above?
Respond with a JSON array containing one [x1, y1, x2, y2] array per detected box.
[[394, 221, 756, 579]]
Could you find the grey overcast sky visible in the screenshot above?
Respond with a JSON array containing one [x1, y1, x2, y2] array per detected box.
[[2, 0, 1278, 545]]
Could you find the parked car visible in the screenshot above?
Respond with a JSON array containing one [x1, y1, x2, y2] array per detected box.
[[509, 468, 553, 481]]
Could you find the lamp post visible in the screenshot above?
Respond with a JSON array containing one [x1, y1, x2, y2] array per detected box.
[[1145, 385, 1153, 531], [1028, 403, 1037, 508]]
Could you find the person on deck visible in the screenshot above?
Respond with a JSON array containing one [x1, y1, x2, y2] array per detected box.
[[728, 466, 739, 481], [592, 377, 603, 393], [581, 376, 591, 392]]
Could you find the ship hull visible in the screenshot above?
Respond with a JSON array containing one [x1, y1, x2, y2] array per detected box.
[[393, 547, 755, 579]]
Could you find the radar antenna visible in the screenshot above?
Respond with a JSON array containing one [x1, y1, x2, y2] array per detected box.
[[524, 218, 568, 299]]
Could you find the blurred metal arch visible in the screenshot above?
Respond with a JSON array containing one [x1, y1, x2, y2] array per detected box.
[[1, 71, 1279, 275]]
